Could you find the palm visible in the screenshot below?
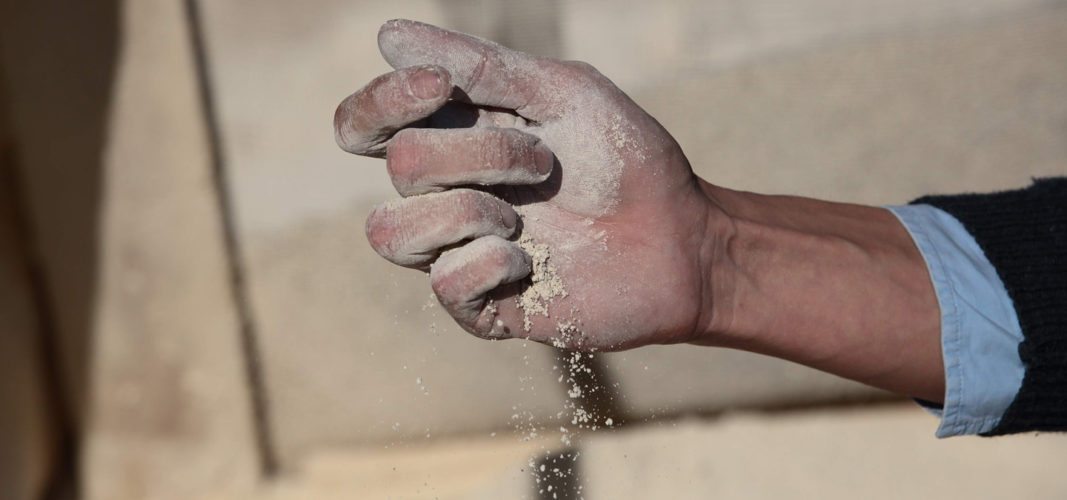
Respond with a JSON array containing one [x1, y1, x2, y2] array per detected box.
[[470, 89, 713, 349]]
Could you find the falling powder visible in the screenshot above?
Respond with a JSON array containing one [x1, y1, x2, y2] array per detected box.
[[516, 234, 567, 331]]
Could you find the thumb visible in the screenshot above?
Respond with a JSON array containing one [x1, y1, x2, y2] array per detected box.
[[377, 19, 559, 120]]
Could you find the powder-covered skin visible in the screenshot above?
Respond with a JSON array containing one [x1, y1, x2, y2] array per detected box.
[[344, 20, 722, 351], [378, 20, 631, 219], [367, 188, 518, 268]]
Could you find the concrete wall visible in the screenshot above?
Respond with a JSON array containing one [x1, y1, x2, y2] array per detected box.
[[198, 0, 1067, 466]]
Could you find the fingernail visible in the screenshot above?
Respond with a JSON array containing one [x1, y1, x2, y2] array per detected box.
[[532, 141, 555, 177], [501, 208, 519, 232], [410, 67, 443, 100]]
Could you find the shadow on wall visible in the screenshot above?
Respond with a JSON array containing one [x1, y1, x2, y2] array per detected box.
[[0, 0, 119, 497], [534, 446, 582, 500]]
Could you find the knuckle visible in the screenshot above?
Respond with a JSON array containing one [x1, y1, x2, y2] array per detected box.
[[466, 45, 496, 94], [388, 127, 419, 151], [385, 129, 420, 182], [500, 127, 529, 149], [485, 128, 518, 168], [486, 247, 511, 269], [478, 239, 512, 268], [449, 190, 492, 228], [561, 60, 600, 78], [556, 59, 609, 90], [563, 59, 596, 72], [430, 270, 458, 303], [452, 187, 483, 209]]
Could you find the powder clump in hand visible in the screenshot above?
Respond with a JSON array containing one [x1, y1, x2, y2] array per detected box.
[[517, 234, 567, 331]]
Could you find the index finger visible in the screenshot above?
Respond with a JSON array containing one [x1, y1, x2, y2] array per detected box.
[[334, 65, 452, 156]]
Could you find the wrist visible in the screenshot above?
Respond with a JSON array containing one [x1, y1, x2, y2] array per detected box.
[[690, 180, 944, 401], [691, 180, 742, 343]]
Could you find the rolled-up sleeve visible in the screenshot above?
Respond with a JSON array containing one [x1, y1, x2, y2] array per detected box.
[[885, 204, 1025, 437]]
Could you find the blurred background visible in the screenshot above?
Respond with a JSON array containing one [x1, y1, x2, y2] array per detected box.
[[2, 0, 1067, 499]]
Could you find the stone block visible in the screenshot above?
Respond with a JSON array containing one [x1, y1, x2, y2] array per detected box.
[[241, 203, 570, 458], [72, 1, 259, 498], [197, 0, 1067, 470], [604, 348, 888, 421], [198, 0, 572, 466], [564, 0, 1053, 92], [606, 3, 1067, 420], [630, 5, 1067, 205], [581, 405, 1067, 499]]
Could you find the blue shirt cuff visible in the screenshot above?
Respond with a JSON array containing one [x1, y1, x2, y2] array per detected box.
[[885, 205, 1025, 437]]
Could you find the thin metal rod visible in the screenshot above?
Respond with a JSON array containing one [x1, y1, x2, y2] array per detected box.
[[182, 0, 279, 476]]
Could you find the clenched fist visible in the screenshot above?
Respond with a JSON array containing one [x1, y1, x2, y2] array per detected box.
[[334, 20, 726, 350], [335, 19, 947, 404]]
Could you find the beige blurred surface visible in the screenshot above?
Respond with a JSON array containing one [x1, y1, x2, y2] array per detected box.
[[635, 5, 1067, 203], [581, 404, 1067, 500], [79, 0, 260, 498], [239, 202, 569, 457], [603, 347, 891, 419], [201, 0, 1067, 468], [564, 0, 1057, 91], [201, 404, 1067, 500], [610, 4, 1067, 418], [200, 0, 1067, 495], [2, 0, 1066, 498], [199, 433, 565, 500]]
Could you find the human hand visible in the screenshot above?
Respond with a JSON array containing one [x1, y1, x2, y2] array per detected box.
[[334, 20, 725, 350], [333, 19, 948, 402]]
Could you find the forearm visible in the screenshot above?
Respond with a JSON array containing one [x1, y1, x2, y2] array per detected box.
[[696, 181, 945, 402]]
